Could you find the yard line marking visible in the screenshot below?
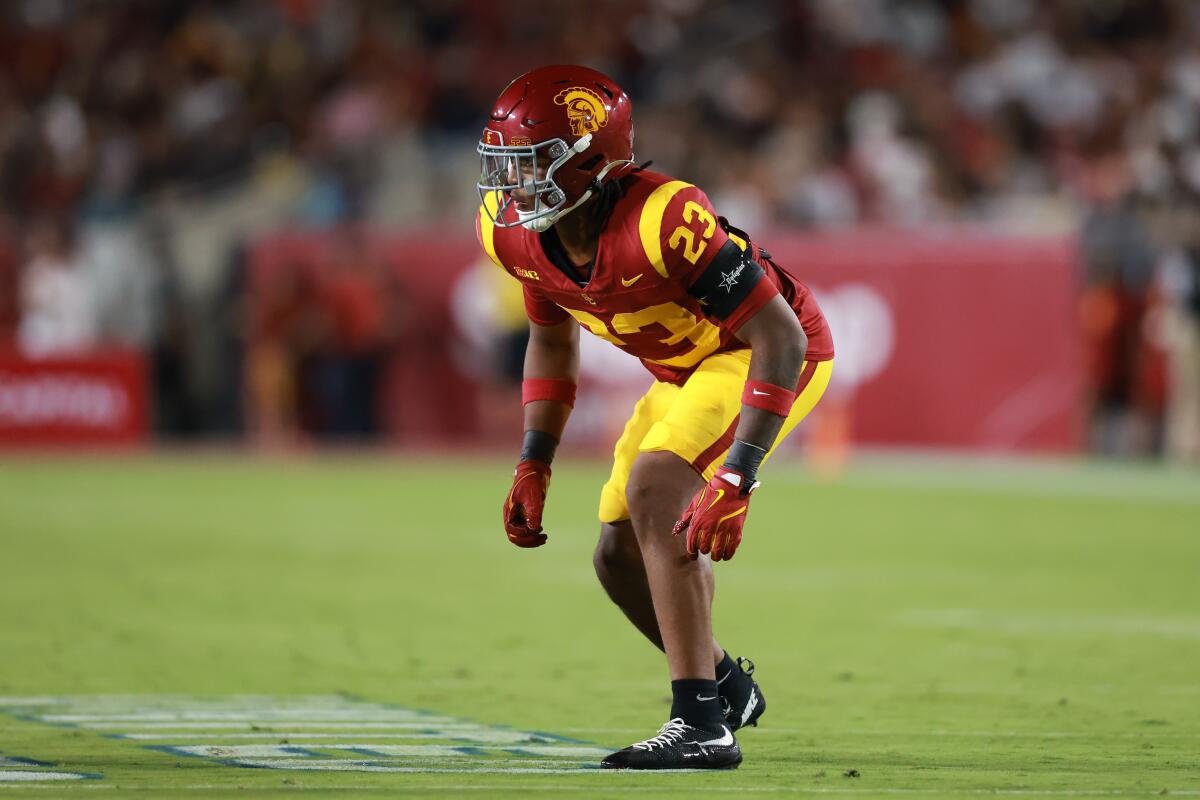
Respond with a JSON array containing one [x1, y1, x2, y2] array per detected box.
[[120, 731, 570, 744], [162, 743, 610, 759], [80, 721, 465, 730], [227, 758, 612, 774], [898, 608, 1200, 639], [563, 727, 1200, 739], [12, 784, 1191, 795], [0, 772, 93, 782], [2, 695, 607, 774], [556, 726, 1200, 739], [42, 711, 452, 722]]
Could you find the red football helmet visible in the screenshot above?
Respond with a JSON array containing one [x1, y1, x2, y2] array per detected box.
[[478, 65, 636, 231]]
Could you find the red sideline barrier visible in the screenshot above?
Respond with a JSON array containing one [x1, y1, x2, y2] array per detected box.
[[771, 229, 1084, 452], [249, 227, 1084, 454], [0, 350, 149, 446]]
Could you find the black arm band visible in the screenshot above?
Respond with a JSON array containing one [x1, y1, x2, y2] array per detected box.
[[722, 439, 767, 481], [686, 239, 766, 320], [520, 430, 559, 465]]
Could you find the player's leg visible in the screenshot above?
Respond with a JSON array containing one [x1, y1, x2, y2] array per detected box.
[[601, 354, 834, 769], [625, 450, 714, 678], [595, 384, 723, 662], [593, 519, 724, 664]]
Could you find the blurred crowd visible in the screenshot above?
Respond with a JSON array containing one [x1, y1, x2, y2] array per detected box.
[[0, 0, 1197, 456]]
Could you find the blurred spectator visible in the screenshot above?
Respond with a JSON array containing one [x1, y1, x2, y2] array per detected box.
[[17, 217, 96, 356], [300, 227, 401, 439], [1078, 152, 1160, 456]]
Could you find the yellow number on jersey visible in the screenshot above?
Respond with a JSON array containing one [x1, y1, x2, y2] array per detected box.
[[667, 201, 718, 265]]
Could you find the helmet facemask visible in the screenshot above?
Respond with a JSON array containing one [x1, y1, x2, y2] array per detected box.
[[477, 134, 594, 232]]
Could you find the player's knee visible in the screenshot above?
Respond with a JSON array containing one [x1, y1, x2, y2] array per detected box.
[[625, 453, 693, 534], [623, 476, 658, 529], [593, 522, 638, 577]]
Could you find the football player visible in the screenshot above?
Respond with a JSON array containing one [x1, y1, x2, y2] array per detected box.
[[477, 65, 835, 770]]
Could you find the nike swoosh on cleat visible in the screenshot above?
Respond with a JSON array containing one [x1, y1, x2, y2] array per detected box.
[[696, 694, 718, 702], [740, 690, 759, 725], [698, 726, 735, 747], [621, 274, 644, 287]]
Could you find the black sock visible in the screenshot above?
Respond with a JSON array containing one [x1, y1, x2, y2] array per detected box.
[[716, 651, 751, 699], [670, 679, 725, 732]]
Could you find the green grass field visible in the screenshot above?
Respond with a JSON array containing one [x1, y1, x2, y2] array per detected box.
[[1, 453, 1198, 798]]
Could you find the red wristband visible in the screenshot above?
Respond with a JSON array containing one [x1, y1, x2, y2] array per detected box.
[[522, 378, 577, 407], [742, 380, 795, 417]]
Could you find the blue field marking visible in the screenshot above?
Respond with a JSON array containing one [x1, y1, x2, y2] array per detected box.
[[0, 756, 51, 768], [0, 695, 615, 774], [0, 751, 102, 782]]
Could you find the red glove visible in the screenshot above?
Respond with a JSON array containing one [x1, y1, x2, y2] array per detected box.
[[673, 467, 760, 562], [503, 460, 551, 548]]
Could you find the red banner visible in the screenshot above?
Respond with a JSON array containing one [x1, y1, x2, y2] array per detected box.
[[0, 350, 149, 446], [773, 230, 1084, 452]]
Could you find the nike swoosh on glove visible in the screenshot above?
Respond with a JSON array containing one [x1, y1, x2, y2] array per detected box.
[[503, 460, 551, 548], [672, 467, 759, 561]]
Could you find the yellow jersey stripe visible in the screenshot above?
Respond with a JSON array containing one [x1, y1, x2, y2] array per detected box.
[[638, 180, 692, 278], [478, 191, 504, 269]]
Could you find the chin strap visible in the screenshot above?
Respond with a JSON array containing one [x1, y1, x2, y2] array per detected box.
[[519, 156, 638, 232]]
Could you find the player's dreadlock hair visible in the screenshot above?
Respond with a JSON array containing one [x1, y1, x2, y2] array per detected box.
[[588, 161, 652, 232]]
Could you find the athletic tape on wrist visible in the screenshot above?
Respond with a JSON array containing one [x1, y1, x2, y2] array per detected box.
[[742, 380, 795, 416], [722, 440, 767, 484], [522, 377, 577, 407], [520, 429, 559, 465]]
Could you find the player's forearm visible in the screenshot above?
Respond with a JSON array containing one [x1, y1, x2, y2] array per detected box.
[[522, 335, 578, 440], [733, 330, 806, 452], [731, 296, 807, 455]]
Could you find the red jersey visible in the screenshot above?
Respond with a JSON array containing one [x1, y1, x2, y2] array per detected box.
[[476, 170, 834, 385]]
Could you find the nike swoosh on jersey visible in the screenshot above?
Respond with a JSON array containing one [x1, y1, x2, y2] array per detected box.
[[621, 273, 645, 287], [698, 726, 735, 747]]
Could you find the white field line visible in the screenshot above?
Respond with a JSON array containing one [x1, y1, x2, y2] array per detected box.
[[232, 760, 604, 774], [116, 731, 558, 742], [2, 784, 1198, 795], [202, 787, 1200, 796], [898, 608, 1200, 640], [557, 727, 1200, 739], [222, 787, 1200, 796], [169, 744, 610, 758], [771, 458, 1200, 506], [74, 720, 463, 730], [40, 711, 448, 722], [0, 772, 91, 782]]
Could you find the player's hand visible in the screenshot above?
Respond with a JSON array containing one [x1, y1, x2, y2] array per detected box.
[[672, 467, 760, 561], [503, 460, 552, 548]]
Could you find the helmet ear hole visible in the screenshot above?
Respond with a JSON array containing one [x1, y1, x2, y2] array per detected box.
[[576, 154, 603, 171]]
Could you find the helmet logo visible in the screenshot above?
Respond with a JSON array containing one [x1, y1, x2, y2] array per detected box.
[[554, 87, 608, 137]]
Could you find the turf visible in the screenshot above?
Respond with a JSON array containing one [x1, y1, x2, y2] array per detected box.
[[0, 452, 1197, 798]]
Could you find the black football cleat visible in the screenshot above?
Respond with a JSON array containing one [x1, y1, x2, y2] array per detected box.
[[601, 718, 741, 770], [720, 656, 766, 731]]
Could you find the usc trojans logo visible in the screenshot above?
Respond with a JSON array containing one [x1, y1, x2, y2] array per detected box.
[[554, 87, 608, 137]]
